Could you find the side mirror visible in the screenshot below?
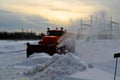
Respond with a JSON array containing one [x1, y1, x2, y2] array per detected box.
[[47, 28, 50, 31], [61, 27, 63, 30]]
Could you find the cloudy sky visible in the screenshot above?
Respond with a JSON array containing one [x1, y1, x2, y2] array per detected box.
[[0, 0, 120, 33]]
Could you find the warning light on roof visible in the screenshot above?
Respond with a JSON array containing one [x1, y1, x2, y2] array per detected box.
[[56, 27, 58, 30]]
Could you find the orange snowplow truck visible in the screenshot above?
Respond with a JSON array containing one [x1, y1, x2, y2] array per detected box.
[[26, 27, 66, 58]]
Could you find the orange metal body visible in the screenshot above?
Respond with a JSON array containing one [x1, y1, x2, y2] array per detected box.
[[26, 29, 65, 58]]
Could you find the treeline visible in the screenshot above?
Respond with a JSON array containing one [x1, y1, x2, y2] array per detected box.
[[0, 31, 45, 40]]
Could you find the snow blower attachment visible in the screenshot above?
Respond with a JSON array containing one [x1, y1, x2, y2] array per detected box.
[[26, 27, 69, 58]]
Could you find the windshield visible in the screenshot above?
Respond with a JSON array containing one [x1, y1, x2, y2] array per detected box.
[[47, 31, 64, 36]]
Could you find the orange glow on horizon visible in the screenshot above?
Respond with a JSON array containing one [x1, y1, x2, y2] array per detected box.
[[3, 1, 96, 25]]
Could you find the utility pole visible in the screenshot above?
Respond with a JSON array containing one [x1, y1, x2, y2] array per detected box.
[[109, 17, 119, 38], [81, 19, 83, 30], [95, 14, 98, 22], [110, 17, 113, 38], [90, 15, 93, 25]]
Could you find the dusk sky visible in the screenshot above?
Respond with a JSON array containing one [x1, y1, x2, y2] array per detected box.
[[0, 0, 120, 33]]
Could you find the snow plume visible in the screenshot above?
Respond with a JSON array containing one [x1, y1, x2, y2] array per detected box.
[[24, 53, 92, 80], [58, 32, 76, 51], [56, 31, 77, 54], [67, 14, 120, 41]]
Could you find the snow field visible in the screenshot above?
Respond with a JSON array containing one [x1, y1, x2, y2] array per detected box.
[[0, 38, 120, 80]]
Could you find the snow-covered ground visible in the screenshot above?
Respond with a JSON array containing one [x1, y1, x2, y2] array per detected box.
[[0, 39, 120, 80]]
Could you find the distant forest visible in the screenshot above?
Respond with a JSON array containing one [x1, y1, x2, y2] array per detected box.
[[0, 31, 45, 40]]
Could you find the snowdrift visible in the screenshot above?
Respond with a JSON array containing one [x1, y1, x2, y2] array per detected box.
[[23, 53, 92, 80]]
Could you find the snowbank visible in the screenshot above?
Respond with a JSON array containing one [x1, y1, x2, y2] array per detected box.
[[24, 53, 91, 80], [14, 53, 52, 69]]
